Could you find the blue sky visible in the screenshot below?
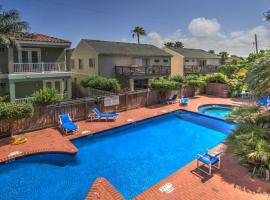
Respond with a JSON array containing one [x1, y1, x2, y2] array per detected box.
[[2, 0, 270, 56]]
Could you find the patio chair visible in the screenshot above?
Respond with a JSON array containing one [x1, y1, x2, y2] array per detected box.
[[196, 150, 222, 176], [91, 107, 119, 121], [59, 114, 78, 135], [180, 98, 189, 106], [163, 94, 178, 104], [256, 96, 269, 105], [267, 102, 270, 110]]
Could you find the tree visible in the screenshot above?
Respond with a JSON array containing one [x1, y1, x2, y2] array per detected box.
[[174, 41, 184, 48], [246, 52, 270, 98], [164, 42, 174, 48], [132, 26, 146, 44], [0, 5, 30, 46], [264, 10, 270, 21], [31, 88, 63, 105], [219, 51, 229, 64], [208, 50, 215, 54]]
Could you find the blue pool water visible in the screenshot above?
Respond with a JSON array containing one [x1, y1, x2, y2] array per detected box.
[[198, 104, 233, 119], [0, 110, 235, 200]]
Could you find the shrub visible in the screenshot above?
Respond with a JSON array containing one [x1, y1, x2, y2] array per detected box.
[[0, 102, 33, 136], [228, 104, 260, 121], [172, 75, 206, 87], [81, 76, 120, 92], [150, 79, 181, 90], [204, 73, 228, 83], [31, 88, 63, 105]]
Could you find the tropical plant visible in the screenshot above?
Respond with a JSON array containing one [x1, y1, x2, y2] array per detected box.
[[150, 79, 181, 90], [264, 10, 270, 21], [246, 52, 270, 98], [227, 104, 260, 122], [208, 50, 215, 54], [132, 26, 146, 44], [81, 76, 121, 92], [226, 119, 270, 180], [0, 102, 33, 136], [31, 88, 63, 105], [0, 5, 30, 46]]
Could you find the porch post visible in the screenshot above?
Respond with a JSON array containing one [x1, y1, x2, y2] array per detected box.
[[129, 78, 134, 91], [8, 47, 14, 73], [67, 78, 72, 99], [9, 80, 15, 102]]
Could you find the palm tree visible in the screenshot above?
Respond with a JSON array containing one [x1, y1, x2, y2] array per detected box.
[[0, 5, 29, 46], [219, 51, 229, 64], [164, 42, 174, 48], [132, 26, 146, 44], [174, 41, 184, 48], [264, 10, 270, 21]]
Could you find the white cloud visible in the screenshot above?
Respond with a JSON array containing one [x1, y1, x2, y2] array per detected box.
[[188, 18, 221, 38], [125, 18, 270, 57]]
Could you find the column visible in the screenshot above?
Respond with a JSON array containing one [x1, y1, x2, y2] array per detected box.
[[129, 78, 134, 91], [9, 80, 15, 102], [8, 47, 14, 73], [67, 78, 72, 99]]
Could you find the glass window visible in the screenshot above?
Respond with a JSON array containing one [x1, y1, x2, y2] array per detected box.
[[22, 51, 28, 63], [78, 59, 83, 69], [154, 59, 160, 63], [71, 59, 75, 69], [185, 59, 189, 62], [31, 51, 38, 63], [163, 59, 168, 63], [89, 58, 95, 68]]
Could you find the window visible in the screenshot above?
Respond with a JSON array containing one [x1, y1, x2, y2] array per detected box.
[[0, 82, 6, 87], [185, 59, 189, 62], [0, 48, 5, 52], [78, 59, 83, 69], [192, 59, 195, 62], [154, 59, 160, 63], [163, 59, 169, 63], [89, 58, 95, 68], [71, 59, 75, 69]]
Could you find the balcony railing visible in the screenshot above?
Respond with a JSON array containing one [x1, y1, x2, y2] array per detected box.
[[184, 65, 219, 74], [13, 62, 67, 73], [115, 66, 171, 77], [15, 92, 69, 104]]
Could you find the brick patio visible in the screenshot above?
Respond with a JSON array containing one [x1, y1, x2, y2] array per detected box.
[[0, 95, 269, 200]]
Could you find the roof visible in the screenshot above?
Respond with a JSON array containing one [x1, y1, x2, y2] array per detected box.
[[15, 33, 71, 44], [82, 39, 171, 57], [168, 47, 221, 59]]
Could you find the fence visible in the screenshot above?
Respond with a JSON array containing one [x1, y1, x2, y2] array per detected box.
[[0, 87, 195, 138]]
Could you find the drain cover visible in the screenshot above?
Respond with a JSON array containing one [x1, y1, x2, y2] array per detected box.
[[159, 183, 174, 193]]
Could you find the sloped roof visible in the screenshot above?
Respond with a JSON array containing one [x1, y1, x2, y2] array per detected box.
[[82, 39, 171, 57], [15, 33, 71, 44], [168, 47, 220, 59]]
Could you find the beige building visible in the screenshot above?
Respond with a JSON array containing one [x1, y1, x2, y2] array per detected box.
[[163, 47, 221, 77], [71, 40, 172, 95]]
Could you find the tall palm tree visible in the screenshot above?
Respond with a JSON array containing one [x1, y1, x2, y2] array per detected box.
[[264, 10, 270, 21], [0, 5, 29, 46], [132, 26, 146, 44]]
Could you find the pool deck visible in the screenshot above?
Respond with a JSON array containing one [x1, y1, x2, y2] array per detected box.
[[0, 95, 269, 200]]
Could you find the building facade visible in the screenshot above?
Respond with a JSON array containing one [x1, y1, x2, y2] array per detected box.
[[164, 47, 221, 77], [71, 40, 172, 95], [0, 33, 72, 103]]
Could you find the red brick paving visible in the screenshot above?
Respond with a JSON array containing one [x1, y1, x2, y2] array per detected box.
[[0, 95, 269, 200]]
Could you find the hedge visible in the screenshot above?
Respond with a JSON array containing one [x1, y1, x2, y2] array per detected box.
[[81, 76, 120, 92]]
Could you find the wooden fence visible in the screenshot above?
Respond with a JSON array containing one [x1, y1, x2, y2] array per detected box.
[[0, 87, 196, 138]]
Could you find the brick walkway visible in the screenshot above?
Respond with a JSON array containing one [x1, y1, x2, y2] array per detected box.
[[0, 95, 269, 200]]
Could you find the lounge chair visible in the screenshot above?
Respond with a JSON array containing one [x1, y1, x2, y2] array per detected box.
[[180, 98, 189, 105], [267, 102, 270, 110], [163, 95, 178, 104], [92, 107, 119, 120], [196, 150, 222, 176], [59, 114, 78, 135], [256, 96, 269, 105]]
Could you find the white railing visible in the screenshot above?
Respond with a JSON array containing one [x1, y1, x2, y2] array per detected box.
[[13, 62, 67, 73], [15, 97, 34, 104]]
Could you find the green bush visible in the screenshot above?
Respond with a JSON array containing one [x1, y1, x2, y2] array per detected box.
[[226, 120, 270, 180], [150, 79, 181, 90], [81, 76, 120, 92], [204, 73, 228, 83], [0, 102, 33, 120], [172, 75, 206, 87], [31, 88, 63, 105]]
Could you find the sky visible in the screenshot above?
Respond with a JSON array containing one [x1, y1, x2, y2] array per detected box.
[[1, 0, 270, 56]]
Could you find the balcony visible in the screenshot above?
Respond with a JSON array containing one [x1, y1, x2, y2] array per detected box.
[[13, 62, 67, 74], [184, 65, 219, 75], [115, 66, 171, 78]]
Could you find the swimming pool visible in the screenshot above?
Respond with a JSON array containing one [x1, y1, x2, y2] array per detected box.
[[0, 110, 236, 200], [198, 104, 233, 119]]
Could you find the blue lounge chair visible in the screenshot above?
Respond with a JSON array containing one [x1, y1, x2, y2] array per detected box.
[[256, 96, 269, 105], [196, 150, 222, 176], [59, 114, 78, 135], [267, 102, 270, 110], [92, 107, 119, 120], [180, 98, 189, 105], [163, 95, 178, 104]]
